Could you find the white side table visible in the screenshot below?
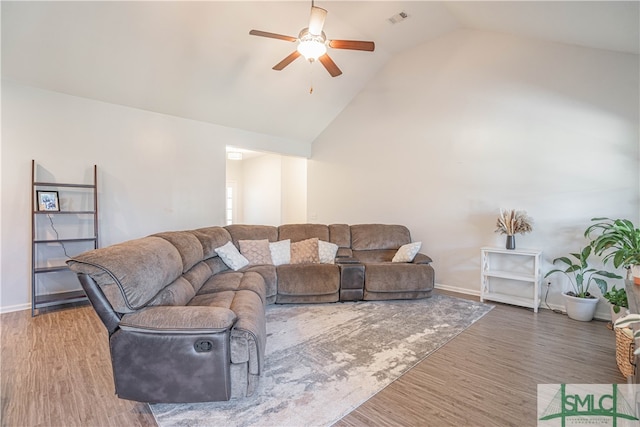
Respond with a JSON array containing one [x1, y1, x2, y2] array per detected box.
[[480, 247, 542, 313]]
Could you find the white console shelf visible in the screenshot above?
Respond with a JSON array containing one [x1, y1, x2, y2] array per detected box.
[[480, 247, 542, 313]]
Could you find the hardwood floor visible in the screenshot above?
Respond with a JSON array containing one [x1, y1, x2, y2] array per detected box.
[[1, 291, 625, 427]]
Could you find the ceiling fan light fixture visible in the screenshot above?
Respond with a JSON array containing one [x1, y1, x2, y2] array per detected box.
[[297, 29, 327, 60], [297, 40, 327, 61]]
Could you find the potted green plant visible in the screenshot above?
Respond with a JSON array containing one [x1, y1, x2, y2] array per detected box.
[[544, 245, 622, 321], [602, 286, 628, 323], [585, 217, 640, 285]]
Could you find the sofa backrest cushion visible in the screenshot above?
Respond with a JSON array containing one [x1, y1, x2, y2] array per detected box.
[[350, 224, 412, 250], [67, 236, 183, 313], [191, 227, 232, 260], [329, 224, 350, 248], [278, 224, 329, 243], [352, 249, 398, 263], [225, 225, 278, 248], [153, 231, 204, 272]]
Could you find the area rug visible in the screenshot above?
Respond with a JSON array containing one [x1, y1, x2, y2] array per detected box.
[[150, 294, 493, 427]]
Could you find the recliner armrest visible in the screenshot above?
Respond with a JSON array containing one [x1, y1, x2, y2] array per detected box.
[[119, 306, 237, 334], [412, 253, 433, 264]]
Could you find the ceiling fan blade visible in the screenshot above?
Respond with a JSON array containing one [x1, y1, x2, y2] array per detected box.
[[328, 39, 375, 52], [249, 30, 297, 43], [318, 54, 342, 77], [308, 6, 327, 36], [273, 51, 302, 71]]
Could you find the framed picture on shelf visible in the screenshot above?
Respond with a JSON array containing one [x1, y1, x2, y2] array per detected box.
[[36, 190, 59, 211]]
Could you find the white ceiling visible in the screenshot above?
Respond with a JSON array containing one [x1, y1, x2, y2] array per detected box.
[[2, 1, 638, 144]]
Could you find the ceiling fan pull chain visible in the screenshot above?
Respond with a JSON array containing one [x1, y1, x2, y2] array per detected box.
[[309, 62, 314, 94]]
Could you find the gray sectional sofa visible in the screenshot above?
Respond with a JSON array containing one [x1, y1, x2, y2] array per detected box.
[[67, 223, 434, 403]]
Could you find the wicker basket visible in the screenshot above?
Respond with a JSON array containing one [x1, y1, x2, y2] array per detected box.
[[615, 327, 636, 378]]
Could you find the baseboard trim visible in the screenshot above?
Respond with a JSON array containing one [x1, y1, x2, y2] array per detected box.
[[0, 302, 30, 314], [434, 283, 611, 321], [434, 283, 480, 297]]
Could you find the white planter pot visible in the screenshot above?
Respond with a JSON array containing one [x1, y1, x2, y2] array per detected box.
[[563, 292, 599, 322]]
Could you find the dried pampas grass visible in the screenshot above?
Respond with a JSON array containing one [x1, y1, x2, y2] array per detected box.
[[495, 209, 533, 235]]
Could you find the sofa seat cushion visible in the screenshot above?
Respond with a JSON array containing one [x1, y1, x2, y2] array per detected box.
[[276, 264, 340, 296], [363, 262, 435, 293], [188, 290, 266, 373], [242, 265, 277, 302], [197, 271, 266, 305]]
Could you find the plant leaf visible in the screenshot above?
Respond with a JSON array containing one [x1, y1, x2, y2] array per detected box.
[[593, 278, 607, 295]]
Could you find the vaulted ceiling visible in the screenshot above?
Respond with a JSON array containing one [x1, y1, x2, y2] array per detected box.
[[2, 1, 638, 144]]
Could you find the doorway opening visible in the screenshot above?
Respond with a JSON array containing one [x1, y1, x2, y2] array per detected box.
[[225, 147, 307, 226]]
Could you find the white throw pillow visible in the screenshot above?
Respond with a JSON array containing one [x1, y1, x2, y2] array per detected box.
[[269, 239, 291, 266], [215, 241, 249, 271], [318, 240, 339, 264], [392, 242, 422, 263]]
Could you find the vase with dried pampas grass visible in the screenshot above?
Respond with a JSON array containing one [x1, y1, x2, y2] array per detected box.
[[495, 209, 533, 249]]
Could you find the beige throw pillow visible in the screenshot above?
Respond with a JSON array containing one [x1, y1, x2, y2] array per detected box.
[[290, 238, 320, 264], [239, 239, 273, 265]]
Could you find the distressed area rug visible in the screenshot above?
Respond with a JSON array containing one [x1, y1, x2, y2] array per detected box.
[[150, 294, 493, 427]]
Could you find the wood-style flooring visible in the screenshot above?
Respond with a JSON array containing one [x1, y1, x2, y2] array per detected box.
[[1, 291, 626, 427]]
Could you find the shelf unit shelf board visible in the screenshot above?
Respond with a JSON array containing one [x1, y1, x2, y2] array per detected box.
[[34, 182, 95, 189], [34, 265, 70, 274], [483, 270, 537, 282], [34, 237, 97, 244], [34, 211, 96, 215], [34, 290, 87, 308], [482, 292, 541, 309]]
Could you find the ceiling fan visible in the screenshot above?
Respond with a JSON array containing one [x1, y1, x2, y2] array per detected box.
[[249, 2, 375, 77]]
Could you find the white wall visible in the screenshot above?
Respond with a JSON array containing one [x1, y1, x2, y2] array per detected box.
[[242, 154, 282, 226], [281, 156, 307, 224], [231, 154, 307, 226], [1, 81, 310, 312], [308, 29, 639, 318]]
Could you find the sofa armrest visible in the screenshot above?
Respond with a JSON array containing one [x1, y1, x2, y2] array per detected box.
[[119, 306, 237, 334], [412, 253, 433, 264]]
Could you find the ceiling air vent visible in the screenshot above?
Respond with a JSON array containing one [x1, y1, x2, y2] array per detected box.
[[388, 11, 408, 24]]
